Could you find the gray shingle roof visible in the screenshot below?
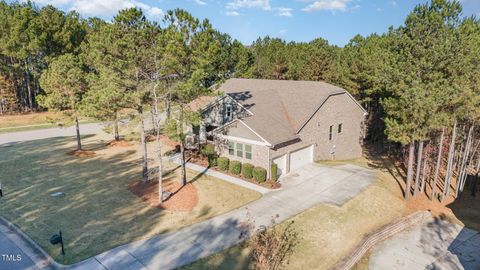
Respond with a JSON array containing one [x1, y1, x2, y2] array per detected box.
[[217, 78, 353, 146]]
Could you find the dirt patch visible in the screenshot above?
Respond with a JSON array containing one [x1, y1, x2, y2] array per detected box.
[[106, 140, 132, 147], [128, 180, 198, 211], [66, 149, 96, 158]]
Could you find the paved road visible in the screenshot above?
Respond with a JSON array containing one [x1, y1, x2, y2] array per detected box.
[[0, 219, 52, 270], [369, 217, 480, 270], [0, 123, 105, 145], [62, 163, 375, 270]]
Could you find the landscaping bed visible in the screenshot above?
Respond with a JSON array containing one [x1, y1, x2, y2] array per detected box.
[[188, 153, 281, 189], [106, 139, 132, 147], [128, 179, 199, 211]]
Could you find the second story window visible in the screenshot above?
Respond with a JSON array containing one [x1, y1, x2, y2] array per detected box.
[[225, 104, 233, 121], [338, 123, 343, 134], [329, 125, 333, 141]]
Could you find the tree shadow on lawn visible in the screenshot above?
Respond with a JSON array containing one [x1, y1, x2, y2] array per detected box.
[[132, 215, 252, 270], [0, 136, 236, 265], [362, 145, 407, 197]]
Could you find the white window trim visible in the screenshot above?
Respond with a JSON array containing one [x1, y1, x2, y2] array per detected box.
[[236, 142, 244, 157], [228, 141, 235, 155], [245, 144, 252, 159], [225, 104, 233, 121]]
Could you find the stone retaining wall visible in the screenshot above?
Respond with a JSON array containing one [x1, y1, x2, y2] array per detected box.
[[330, 211, 431, 270]]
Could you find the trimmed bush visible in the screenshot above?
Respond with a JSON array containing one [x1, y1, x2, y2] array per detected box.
[[200, 144, 215, 157], [242, 163, 254, 179], [229, 160, 242, 175], [207, 154, 218, 167], [271, 163, 278, 181], [253, 167, 267, 183], [218, 157, 229, 171]]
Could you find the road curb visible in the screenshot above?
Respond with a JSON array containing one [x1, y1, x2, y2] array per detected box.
[[0, 216, 60, 269]]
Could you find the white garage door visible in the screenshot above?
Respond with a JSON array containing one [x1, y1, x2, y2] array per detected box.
[[273, 155, 287, 177], [289, 145, 313, 171]]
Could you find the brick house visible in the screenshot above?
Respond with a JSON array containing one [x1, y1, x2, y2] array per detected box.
[[189, 78, 367, 178]]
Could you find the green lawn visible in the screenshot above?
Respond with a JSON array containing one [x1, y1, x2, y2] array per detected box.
[[0, 123, 62, 133], [0, 135, 260, 264]]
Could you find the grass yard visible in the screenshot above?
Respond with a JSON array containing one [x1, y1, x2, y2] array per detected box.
[[0, 135, 260, 264], [0, 112, 62, 128], [0, 112, 98, 133], [182, 169, 408, 270]]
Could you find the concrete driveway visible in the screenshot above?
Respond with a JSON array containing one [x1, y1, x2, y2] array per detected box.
[[62, 163, 375, 269], [280, 163, 375, 206], [369, 217, 480, 270], [0, 163, 376, 270]]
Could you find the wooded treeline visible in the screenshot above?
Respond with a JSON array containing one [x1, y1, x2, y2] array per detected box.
[[1, 0, 480, 202]]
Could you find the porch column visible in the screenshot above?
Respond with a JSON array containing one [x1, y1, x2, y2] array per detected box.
[[199, 123, 207, 143]]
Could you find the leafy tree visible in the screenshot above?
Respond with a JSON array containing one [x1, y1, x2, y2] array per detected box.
[[37, 53, 87, 150], [80, 67, 133, 141]]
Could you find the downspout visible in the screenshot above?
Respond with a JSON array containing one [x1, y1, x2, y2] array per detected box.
[[267, 147, 271, 180]]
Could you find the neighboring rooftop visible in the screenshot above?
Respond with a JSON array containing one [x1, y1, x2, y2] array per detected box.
[[216, 78, 351, 145]]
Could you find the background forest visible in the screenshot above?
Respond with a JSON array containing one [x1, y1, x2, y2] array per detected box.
[[1, 0, 480, 201]]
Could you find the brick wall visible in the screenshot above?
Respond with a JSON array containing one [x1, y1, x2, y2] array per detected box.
[[270, 93, 365, 161], [329, 211, 431, 270]]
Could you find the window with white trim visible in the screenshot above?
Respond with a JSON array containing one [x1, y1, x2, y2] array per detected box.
[[228, 141, 234, 155], [225, 104, 233, 121], [329, 125, 333, 141], [236, 143, 243, 157], [245, 144, 252, 159]]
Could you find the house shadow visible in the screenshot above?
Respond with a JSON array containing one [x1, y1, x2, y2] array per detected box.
[[226, 91, 254, 110]]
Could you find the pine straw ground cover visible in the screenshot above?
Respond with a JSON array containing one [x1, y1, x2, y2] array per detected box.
[[128, 180, 199, 211], [0, 134, 261, 264], [183, 151, 480, 270]]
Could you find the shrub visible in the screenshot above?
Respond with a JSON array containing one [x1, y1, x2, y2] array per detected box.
[[253, 167, 267, 183], [218, 157, 229, 171], [207, 154, 218, 167], [242, 163, 254, 179], [229, 160, 242, 175], [271, 163, 278, 181], [200, 143, 216, 157], [250, 219, 298, 270]]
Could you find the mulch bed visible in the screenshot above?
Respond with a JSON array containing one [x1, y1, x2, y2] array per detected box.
[[106, 140, 132, 147], [66, 149, 96, 158], [189, 155, 209, 167], [128, 180, 198, 211], [145, 135, 180, 149]]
